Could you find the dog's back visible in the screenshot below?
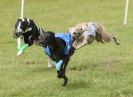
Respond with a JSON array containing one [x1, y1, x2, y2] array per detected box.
[[44, 32, 74, 62]]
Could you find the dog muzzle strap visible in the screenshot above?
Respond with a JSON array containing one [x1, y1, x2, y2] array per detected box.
[[17, 44, 29, 56], [17, 44, 29, 52], [21, 44, 29, 52]]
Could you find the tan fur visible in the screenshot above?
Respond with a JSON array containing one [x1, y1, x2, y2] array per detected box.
[[68, 22, 120, 49], [95, 23, 112, 42]]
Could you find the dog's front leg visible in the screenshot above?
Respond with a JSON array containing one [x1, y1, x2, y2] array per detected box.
[[48, 57, 53, 68], [17, 36, 24, 56], [73, 40, 78, 49], [75, 39, 88, 49], [17, 36, 23, 50]]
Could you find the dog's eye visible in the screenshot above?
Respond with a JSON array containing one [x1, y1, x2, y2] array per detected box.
[[73, 32, 76, 34]]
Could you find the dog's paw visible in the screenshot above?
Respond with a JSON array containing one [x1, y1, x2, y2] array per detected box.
[[17, 50, 24, 56], [48, 64, 53, 68], [62, 77, 68, 86], [57, 75, 63, 78]]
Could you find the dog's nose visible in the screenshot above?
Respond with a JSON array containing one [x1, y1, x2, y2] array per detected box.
[[78, 33, 81, 35]]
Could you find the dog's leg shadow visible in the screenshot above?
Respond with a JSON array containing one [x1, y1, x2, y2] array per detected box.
[[66, 80, 91, 89]]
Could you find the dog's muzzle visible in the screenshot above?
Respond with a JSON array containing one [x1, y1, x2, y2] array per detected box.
[[14, 29, 23, 38]]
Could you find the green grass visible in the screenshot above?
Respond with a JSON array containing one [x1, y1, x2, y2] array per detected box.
[[0, 0, 133, 97]]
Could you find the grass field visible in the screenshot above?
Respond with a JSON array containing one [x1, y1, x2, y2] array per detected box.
[[0, 0, 133, 97]]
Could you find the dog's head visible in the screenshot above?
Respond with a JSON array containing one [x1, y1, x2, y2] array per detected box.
[[13, 18, 33, 38], [68, 26, 83, 39]]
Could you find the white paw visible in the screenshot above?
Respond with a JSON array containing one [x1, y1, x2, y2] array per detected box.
[[17, 50, 24, 56], [48, 64, 53, 68]]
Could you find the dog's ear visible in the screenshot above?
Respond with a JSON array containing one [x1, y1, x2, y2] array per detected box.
[[17, 18, 22, 22], [15, 19, 21, 27], [23, 17, 32, 26], [24, 17, 27, 21], [23, 17, 29, 25], [28, 19, 35, 27]]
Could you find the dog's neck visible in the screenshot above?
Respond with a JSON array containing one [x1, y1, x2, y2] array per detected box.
[[28, 23, 43, 41], [36, 27, 43, 39], [48, 38, 58, 51], [30, 22, 40, 40]]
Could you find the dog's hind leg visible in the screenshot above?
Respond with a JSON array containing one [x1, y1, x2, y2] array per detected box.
[[96, 23, 120, 44], [62, 75, 68, 86], [62, 68, 68, 86], [61, 57, 70, 86], [95, 32, 105, 43], [57, 66, 68, 86], [58, 48, 74, 86], [56, 61, 68, 86]]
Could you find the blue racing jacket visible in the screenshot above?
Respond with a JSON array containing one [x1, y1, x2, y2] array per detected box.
[[44, 33, 73, 57]]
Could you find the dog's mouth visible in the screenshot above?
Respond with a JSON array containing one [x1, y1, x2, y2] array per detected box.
[[13, 26, 24, 38], [13, 31, 23, 38], [15, 32, 23, 38], [73, 33, 81, 39]]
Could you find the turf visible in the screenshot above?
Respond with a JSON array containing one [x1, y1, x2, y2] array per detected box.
[[0, 0, 133, 97]]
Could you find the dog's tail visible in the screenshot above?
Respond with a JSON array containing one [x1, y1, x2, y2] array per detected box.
[[95, 23, 120, 45], [112, 35, 120, 45]]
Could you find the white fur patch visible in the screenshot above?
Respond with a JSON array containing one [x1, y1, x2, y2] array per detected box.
[[17, 22, 22, 33], [84, 22, 97, 37], [25, 27, 32, 32], [27, 18, 30, 24], [22, 18, 24, 21], [17, 36, 23, 47]]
